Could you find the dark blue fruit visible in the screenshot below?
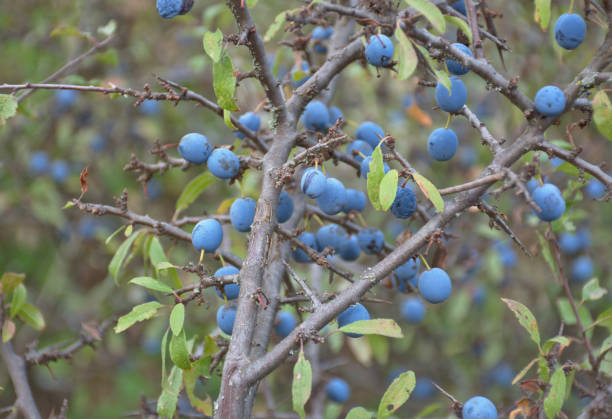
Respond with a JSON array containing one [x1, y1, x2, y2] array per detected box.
[[316, 224, 348, 251], [328, 106, 344, 126], [532, 183, 566, 221], [191, 219, 223, 253], [435, 76, 467, 113], [214, 266, 240, 300], [274, 310, 297, 338], [357, 228, 385, 254], [179, 133, 212, 164], [401, 297, 426, 323], [534, 86, 566, 117], [207, 148, 240, 179], [571, 256, 594, 282], [446, 43, 473, 75], [355, 121, 385, 149], [29, 151, 49, 174], [343, 189, 367, 212], [326, 378, 350, 403], [337, 303, 370, 338], [585, 177, 605, 199], [292, 232, 318, 263], [157, 0, 193, 19], [346, 140, 373, 163], [277, 190, 294, 223], [390, 185, 417, 219], [235, 112, 261, 139], [230, 197, 256, 232], [339, 235, 361, 261], [301, 100, 330, 132], [451, 0, 466, 15], [51, 160, 70, 184], [301, 168, 326, 198], [316, 177, 347, 215], [418, 268, 452, 303], [216, 305, 237, 335], [554, 13, 586, 50], [291, 62, 311, 88], [365, 34, 394, 67], [462, 396, 498, 419]]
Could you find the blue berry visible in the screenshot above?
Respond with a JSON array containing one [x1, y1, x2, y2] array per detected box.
[[402, 94, 414, 109], [191, 219, 223, 253], [316, 224, 348, 251], [214, 266, 240, 300], [339, 235, 361, 261], [157, 0, 193, 19], [493, 241, 517, 268], [145, 179, 162, 199], [291, 62, 311, 88], [401, 297, 426, 323], [391, 185, 417, 219], [489, 363, 514, 388], [532, 183, 566, 221], [235, 112, 261, 139], [558, 232, 582, 255], [346, 140, 373, 163], [301, 168, 326, 198], [435, 76, 468, 113], [312, 26, 333, 40], [316, 177, 347, 215], [572, 256, 594, 282], [90, 134, 107, 153], [140, 100, 160, 115], [585, 178, 605, 199], [55, 90, 78, 110], [550, 157, 564, 168], [418, 268, 452, 304], [394, 258, 421, 282], [230, 197, 256, 232], [274, 310, 297, 338], [29, 151, 49, 175], [207, 148, 240, 179], [534, 86, 566, 117], [51, 160, 70, 184], [428, 128, 458, 161], [277, 190, 294, 223], [554, 13, 586, 50], [326, 378, 350, 403], [292, 232, 318, 263], [216, 305, 237, 335], [451, 0, 466, 15], [413, 378, 436, 399], [446, 43, 473, 75], [357, 228, 385, 254], [337, 303, 370, 338], [178, 133, 212, 164], [577, 228, 592, 250], [343, 189, 367, 212], [328, 106, 344, 126], [301, 101, 330, 132], [355, 121, 385, 149], [365, 34, 394, 67], [462, 396, 498, 419]]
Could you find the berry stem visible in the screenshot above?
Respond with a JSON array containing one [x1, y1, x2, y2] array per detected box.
[[312, 214, 325, 226], [445, 113, 452, 129], [219, 253, 226, 267], [357, 213, 368, 227], [569, 0, 575, 14], [200, 249, 205, 263], [418, 254, 431, 270]]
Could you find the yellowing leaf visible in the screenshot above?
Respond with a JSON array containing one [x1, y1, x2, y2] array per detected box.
[[292, 349, 312, 419], [377, 370, 416, 418], [338, 319, 403, 338], [404, 0, 446, 34], [213, 53, 239, 111], [534, 0, 552, 30], [395, 24, 417, 80], [593, 91, 612, 142], [501, 298, 541, 348], [445, 15, 472, 44], [412, 172, 444, 212], [203, 29, 224, 63], [115, 301, 162, 333]]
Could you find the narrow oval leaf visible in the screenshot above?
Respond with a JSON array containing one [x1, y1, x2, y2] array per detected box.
[[105, 225, 126, 245], [0, 94, 18, 125], [157, 366, 183, 418], [170, 303, 185, 336], [544, 366, 566, 419], [593, 91, 612, 141], [543, 336, 570, 354], [169, 331, 191, 369], [501, 298, 540, 347], [213, 53, 239, 111], [203, 29, 223, 63], [367, 146, 385, 210], [161, 329, 169, 385], [414, 43, 451, 92], [512, 357, 540, 385], [149, 237, 181, 288], [412, 172, 444, 212], [379, 170, 399, 211], [184, 367, 213, 414], [129, 277, 173, 293], [108, 230, 142, 283], [534, 0, 552, 30], [404, 0, 446, 34], [2, 319, 16, 343], [292, 349, 312, 419], [378, 370, 416, 419], [346, 407, 374, 419], [582, 278, 607, 301], [223, 109, 237, 130], [338, 319, 403, 338], [175, 172, 216, 214], [1, 272, 25, 294], [114, 301, 162, 334], [395, 24, 417, 80], [17, 303, 45, 331], [217, 197, 237, 214], [264, 11, 288, 42], [536, 232, 556, 276], [10, 284, 27, 319], [445, 15, 472, 44]]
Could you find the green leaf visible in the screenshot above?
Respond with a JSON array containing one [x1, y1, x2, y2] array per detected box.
[[17, 303, 45, 331], [600, 335, 612, 358], [104, 225, 126, 245], [414, 403, 441, 419], [156, 262, 177, 271], [97, 49, 118, 67], [264, 10, 288, 42], [404, 0, 445, 34], [412, 172, 444, 212], [445, 15, 472, 44], [169, 331, 191, 369], [213, 53, 239, 111], [594, 307, 612, 332], [2, 320, 16, 343], [534, 0, 552, 30], [379, 169, 399, 211], [556, 298, 593, 339], [170, 303, 185, 336], [97, 20, 117, 37], [108, 230, 142, 283], [10, 284, 26, 319], [368, 334, 389, 365], [149, 236, 181, 288], [161, 329, 169, 385], [50, 25, 90, 39], [377, 370, 415, 419], [157, 366, 183, 418], [367, 146, 385, 210], [129, 277, 173, 294], [395, 25, 417, 80], [0, 94, 18, 125], [536, 231, 556, 277], [512, 357, 539, 385], [114, 301, 162, 333], [175, 172, 216, 214], [346, 407, 373, 419], [184, 367, 213, 415], [544, 366, 566, 419], [543, 336, 570, 354], [593, 91, 612, 141], [224, 109, 237, 130], [582, 278, 607, 301], [292, 348, 312, 419], [203, 29, 224, 63], [246, 0, 259, 6], [501, 298, 541, 348], [0, 272, 25, 294], [414, 44, 451, 91], [338, 319, 403, 338]]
